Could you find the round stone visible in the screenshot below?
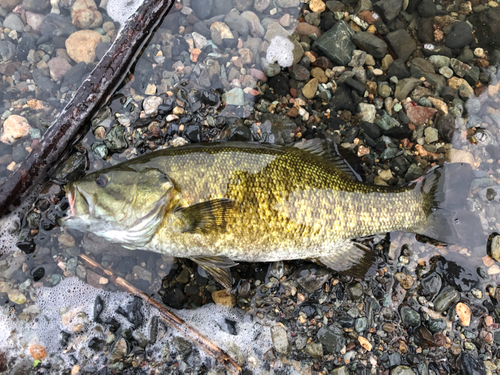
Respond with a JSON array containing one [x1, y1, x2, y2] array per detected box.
[[65, 30, 102, 63], [0, 115, 31, 145]]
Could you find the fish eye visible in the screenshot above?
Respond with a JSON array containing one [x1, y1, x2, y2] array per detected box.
[[95, 174, 109, 187]]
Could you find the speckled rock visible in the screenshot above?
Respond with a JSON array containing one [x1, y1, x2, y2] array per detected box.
[[47, 57, 72, 81], [71, 0, 102, 29], [0, 115, 31, 145], [65, 30, 102, 63]]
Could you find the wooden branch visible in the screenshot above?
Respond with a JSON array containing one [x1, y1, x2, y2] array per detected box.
[[78, 254, 242, 375], [0, 0, 176, 217]]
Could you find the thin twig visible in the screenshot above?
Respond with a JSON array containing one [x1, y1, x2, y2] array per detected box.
[[0, 0, 176, 217], [78, 254, 242, 375]]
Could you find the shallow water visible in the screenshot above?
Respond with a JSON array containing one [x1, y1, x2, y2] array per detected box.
[[0, 0, 500, 373]]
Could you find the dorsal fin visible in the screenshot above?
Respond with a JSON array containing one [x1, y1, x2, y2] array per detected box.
[[293, 138, 364, 182]]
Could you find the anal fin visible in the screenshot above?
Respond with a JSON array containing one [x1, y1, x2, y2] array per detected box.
[[319, 241, 377, 278], [191, 256, 238, 288]]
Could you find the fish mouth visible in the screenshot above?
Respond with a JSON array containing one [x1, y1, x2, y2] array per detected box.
[[62, 184, 91, 221]]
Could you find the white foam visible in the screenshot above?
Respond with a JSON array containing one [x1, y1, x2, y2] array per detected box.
[[106, 0, 145, 25], [266, 36, 295, 68], [0, 277, 284, 372]]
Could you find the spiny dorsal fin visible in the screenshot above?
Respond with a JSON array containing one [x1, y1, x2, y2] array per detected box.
[[191, 256, 237, 288], [174, 199, 239, 234], [319, 241, 377, 278], [293, 138, 364, 182]]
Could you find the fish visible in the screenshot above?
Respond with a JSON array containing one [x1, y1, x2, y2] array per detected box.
[[61, 139, 482, 288]]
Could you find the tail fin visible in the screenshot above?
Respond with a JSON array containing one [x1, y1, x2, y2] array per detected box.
[[418, 163, 484, 247]]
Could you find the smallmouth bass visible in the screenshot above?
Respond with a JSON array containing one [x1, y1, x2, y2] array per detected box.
[[61, 139, 481, 287]]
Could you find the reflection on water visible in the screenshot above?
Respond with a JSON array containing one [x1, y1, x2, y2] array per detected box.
[[0, 0, 500, 372]]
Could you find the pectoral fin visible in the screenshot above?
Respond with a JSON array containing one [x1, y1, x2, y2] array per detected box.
[[319, 241, 377, 278], [174, 199, 239, 234], [191, 256, 237, 288]]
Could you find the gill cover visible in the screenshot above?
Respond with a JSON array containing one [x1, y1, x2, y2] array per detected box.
[[62, 167, 176, 248]]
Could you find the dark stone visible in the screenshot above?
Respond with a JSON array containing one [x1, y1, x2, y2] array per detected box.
[[312, 20, 355, 66], [184, 123, 202, 143], [228, 124, 252, 141], [17, 33, 37, 61], [104, 125, 128, 152], [268, 75, 290, 96], [329, 84, 355, 112], [290, 64, 311, 81], [373, 0, 404, 23], [62, 62, 89, 88], [94, 295, 104, 323], [441, 86, 458, 102], [32, 69, 57, 92], [458, 353, 487, 375], [387, 59, 410, 79], [219, 318, 238, 335], [465, 66, 480, 87], [417, 17, 434, 44], [410, 57, 435, 77], [469, 8, 500, 48], [213, 0, 233, 15], [421, 272, 442, 299], [400, 305, 421, 327], [160, 12, 180, 32], [171, 337, 193, 359], [193, 21, 211, 38], [12, 145, 28, 162], [421, 45, 453, 58], [0, 41, 16, 61], [88, 337, 105, 351], [418, 0, 437, 17], [457, 46, 475, 64], [445, 22, 473, 49], [374, 19, 390, 35], [345, 77, 365, 95], [360, 121, 382, 139], [22, 0, 49, 12], [386, 29, 416, 61], [352, 31, 388, 58], [39, 13, 76, 37], [317, 326, 346, 354], [320, 12, 337, 31], [172, 37, 189, 56], [191, 0, 213, 19]]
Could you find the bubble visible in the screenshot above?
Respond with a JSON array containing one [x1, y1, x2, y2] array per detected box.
[[106, 0, 145, 26]]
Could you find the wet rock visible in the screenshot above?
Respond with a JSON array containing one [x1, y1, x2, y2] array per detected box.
[[421, 272, 442, 299], [290, 64, 310, 81], [387, 59, 410, 79], [428, 318, 447, 333], [292, 265, 330, 293], [22, 0, 50, 12], [373, 0, 403, 23], [358, 103, 376, 122], [29, 344, 47, 360], [225, 88, 245, 106], [312, 20, 355, 66], [143, 96, 163, 117], [405, 103, 437, 125], [400, 306, 421, 327], [331, 367, 349, 375], [302, 78, 319, 99], [0, 115, 31, 145], [47, 57, 72, 82], [109, 338, 128, 363], [162, 287, 186, 309], [191, 0, 212, 19], [456, 302, 471, 326], [270, 324, 290, 354], [104, 125, 127, 152], [304, 341, 323, 358], [224, 10, 249, 36], [394, 78, 420, 101], [0, 0, 22, 11], [65, 30, 102, 63], [458, 353, 486, 375], [470, 8, 500, 48], [71, 0, 102, 29], [386, 29, 416, 62], [8, 289, 26, 304], [445, 22, 473, 49], [434, 285, 459, 312], [360, 121, 381, 139], [352, 31, 387, 58], [212, 289, 236, 306], [0, 41, 16, 61], [3, 14, 24, 32], [418, 0, 436, 17], [171, 337, 192, 359], [318, 325, 346, 353]]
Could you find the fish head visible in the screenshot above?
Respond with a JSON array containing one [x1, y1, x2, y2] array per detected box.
[[60, 167, 177, 247]]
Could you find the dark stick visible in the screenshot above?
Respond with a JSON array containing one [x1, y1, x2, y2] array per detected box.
[[78, 254, 242, 375], [0, 0, 176, 217]]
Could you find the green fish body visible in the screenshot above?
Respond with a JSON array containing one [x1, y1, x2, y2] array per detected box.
[[62, 140, 479, 286]]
